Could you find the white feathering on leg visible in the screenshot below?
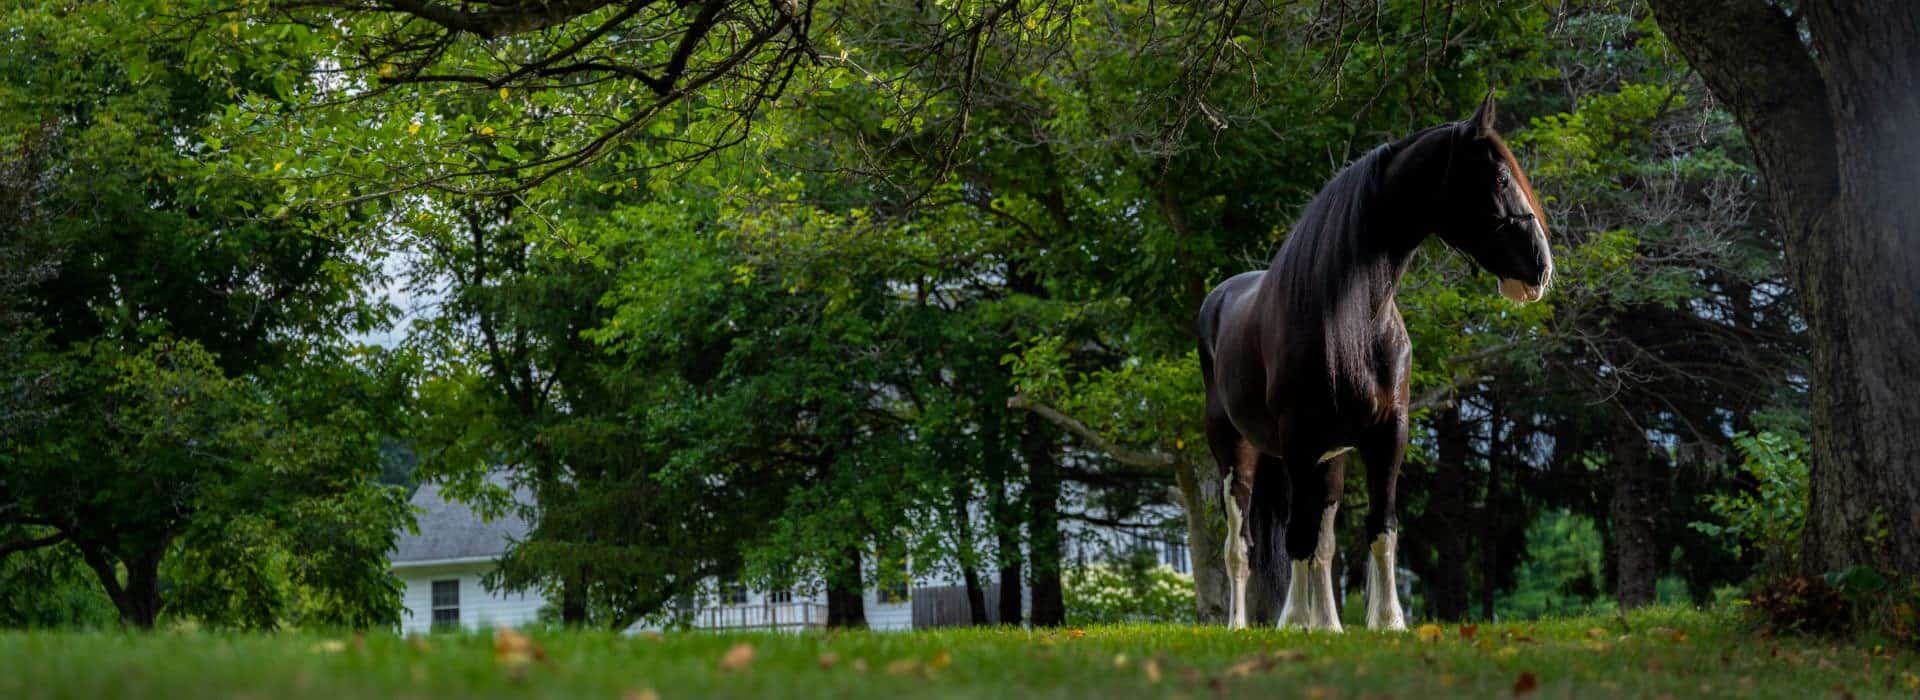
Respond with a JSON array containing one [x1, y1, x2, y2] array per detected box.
[[1223, 479, 1249, 630], [1278, 504, 1344, 632], [1366, 531, 1408, 631]]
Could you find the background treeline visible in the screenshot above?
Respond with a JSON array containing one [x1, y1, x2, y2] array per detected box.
[[1, 0, 1810, 630]]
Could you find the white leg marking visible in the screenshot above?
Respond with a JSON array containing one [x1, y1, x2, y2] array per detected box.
[[1365, 531, 1408, 631], [1223, 479, 1249, 630], [1277, 504, 1344, 632]]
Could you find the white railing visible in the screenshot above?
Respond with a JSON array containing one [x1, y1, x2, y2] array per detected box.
[[692, 601, 829, 631]]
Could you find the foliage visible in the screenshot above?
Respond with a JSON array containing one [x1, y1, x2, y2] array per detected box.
[[1499, 511, 1613, 620], [0, 0, 412, 629], [1691, 432, 1810, 567], [0, 539, 116, 629], [1063, 556, 1197, 626]]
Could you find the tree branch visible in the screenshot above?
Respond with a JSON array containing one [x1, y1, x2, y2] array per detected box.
[[0, 531, 67, 559], [1647, 0, 1839, 234], [1006, 394, 1178, 469]]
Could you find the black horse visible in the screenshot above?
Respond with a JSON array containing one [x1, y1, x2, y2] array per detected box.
[[1198, 93, 1552, 630]]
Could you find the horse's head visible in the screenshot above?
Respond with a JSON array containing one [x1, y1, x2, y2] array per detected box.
[[1435, 92, 1554, 303]]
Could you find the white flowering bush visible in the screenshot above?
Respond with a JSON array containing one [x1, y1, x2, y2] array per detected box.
[[1063, 559, 1196, 625]]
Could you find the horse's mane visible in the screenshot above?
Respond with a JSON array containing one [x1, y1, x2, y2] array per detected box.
[[1264, 127, 1442, 392]]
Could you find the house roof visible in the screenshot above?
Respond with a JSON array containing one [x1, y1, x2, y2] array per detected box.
[[390, 473, 534, 566]]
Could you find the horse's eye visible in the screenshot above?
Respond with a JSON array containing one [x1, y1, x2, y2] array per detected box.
[[1496, 173, 1510, 188]]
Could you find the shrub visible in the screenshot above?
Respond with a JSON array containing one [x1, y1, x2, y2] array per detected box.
[[1690, 431, 1808, 570], [1063, 552, 1196, 625]]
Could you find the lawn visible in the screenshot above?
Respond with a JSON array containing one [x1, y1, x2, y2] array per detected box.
[[5, 607, 1915, 699]]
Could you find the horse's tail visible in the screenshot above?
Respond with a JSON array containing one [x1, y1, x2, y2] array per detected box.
[[1246, 455, 1289, 618]]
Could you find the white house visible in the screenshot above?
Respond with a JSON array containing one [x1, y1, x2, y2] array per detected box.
[[390, 475, 1192, 633], [390, 476, 548, 634]]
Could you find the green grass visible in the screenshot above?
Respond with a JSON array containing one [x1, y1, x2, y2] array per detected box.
[[5, 607, 1916, 698]]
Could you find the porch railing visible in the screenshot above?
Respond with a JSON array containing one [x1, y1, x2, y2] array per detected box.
[[693, 601, 829, 631]]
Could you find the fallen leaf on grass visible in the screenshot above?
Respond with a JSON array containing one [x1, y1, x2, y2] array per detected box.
[[817, 652, 838, 670], [1513, 671, 1539, 696], [851, 658, 869, 673], [718, 643, 755, 672], [1647, 626, 1688, 644], [1902, 671, 1919, 689], [494, 628, 542, 667], [1113, 653, 1129, 669], [1417, 624, 1445, 642], [885, 658, 921, 676], [1459, 624, 1479, 640], [1223, 655, 1276, 677], [407, 635, 431, 654], [623, 689, 660, 700], [1586, 627, 1608, 640], [1144, 658, 1162, 684], [1068, 628, 1087, 639], [1270, 648, 1308, 662], [313, 640, 347, 654], [929, 650, 952, 670]]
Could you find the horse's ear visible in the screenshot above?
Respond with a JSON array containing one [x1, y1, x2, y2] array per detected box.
[[1470, 89, 1497, 138]]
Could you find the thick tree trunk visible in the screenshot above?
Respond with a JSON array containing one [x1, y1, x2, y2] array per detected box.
[[81, 545, 164, 629], [1173, 458, 1230, 623], [1651, 0, 1920, 578], [1022, 414, 1065, 627], [1794, 1, 1920, 577], [1611, 411, 1658, 608], [826, 546, 867, 629]]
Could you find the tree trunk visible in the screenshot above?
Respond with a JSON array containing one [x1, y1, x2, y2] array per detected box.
[[826, 546, 867, 629], [1173, 458, 1230, 623], [1611, 410, 1658, 608], [1650, 0, 1920, 578], [561, 575, 589, 626], [1426, 404, 1473, 621], [1022, 414, 1065, 627], [1480, 397, 1505, 621], [81, 544, 164, 629], [990, 475, 1024, 626], [950, 481, 989, 625]]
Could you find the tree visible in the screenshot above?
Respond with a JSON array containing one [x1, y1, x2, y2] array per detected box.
[[0, 0, 413, 628], [1648, 0, 1920, 576]]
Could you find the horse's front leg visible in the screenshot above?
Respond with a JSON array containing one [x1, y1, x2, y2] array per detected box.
[[1277, 447, 1345, 632], [1358, 414, 1409, 631]]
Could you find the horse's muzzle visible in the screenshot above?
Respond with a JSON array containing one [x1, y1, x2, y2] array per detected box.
[[1500, 278, 1546, 303]]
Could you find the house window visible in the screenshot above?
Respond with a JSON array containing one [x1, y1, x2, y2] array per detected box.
[[431, 579, 460, 630], [767, 587, 792, 604], [1165, 539, 1189, 574], [880, 581, 910, 604], [719, 580, 748, 605]]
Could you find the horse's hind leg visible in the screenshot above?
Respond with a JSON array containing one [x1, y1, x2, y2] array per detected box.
[[1359, 415, 1409, 630], [1204, 405, 1255, 629]]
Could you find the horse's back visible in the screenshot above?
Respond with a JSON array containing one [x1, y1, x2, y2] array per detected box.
[[1198, 270, 1266, 363]]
